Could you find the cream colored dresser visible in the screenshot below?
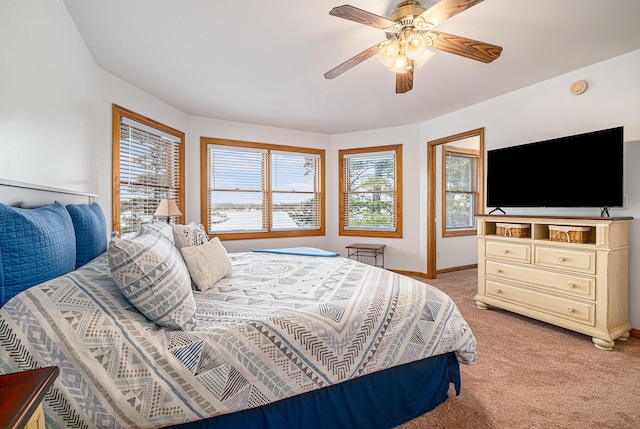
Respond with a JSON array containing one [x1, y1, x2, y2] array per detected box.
[[476, 215, 632, 350]]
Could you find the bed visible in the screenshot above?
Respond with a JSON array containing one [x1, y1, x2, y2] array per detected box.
[[0, 180, 476, 429]]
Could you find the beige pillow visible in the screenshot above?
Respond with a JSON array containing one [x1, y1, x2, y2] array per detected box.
[[180, 237, 232, 291], [172, 222, 209, 251]]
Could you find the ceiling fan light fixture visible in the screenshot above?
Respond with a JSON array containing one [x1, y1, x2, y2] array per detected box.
[[325, 1, 503, 93], [405, 32, 428, 60], [377, 40, 400, 67], [389, 52, 409, 73], [412, 16, 433, 31]]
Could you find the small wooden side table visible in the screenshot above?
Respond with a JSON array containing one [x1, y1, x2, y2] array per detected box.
[[346, 243, 385, 268], [0, 366, 59, 429]]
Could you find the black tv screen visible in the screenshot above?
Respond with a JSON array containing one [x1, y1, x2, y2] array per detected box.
[[487, 127, 623, 208]]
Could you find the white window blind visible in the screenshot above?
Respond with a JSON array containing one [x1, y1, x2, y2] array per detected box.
[[207, 145, 268, 234], [343, 150, 397, 231], [271, 151, 321, 231], [119, 118, 182, 235], [206, 145, 323, 235]]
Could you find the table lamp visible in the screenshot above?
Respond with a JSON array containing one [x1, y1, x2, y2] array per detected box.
[[154, 199, 182, 223]]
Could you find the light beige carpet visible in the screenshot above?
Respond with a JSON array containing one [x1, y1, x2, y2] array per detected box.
[[396, 269, 640, 429]]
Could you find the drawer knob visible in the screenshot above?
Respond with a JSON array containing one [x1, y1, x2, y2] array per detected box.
[[502, 249, 509, 254], [558, 256, 566, 262], [495, 269, 501, 274], [568, 283, 576, 289], [567, 307, 574, 313], [494, 288, 502, 294]]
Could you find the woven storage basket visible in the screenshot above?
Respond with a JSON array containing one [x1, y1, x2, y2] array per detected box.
[[496, 223, 530, 238], [548, 225, 590, 243]]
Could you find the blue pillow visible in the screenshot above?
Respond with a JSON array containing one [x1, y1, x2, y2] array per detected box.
[[66, 203, 107, 268], [0, 202, 76, 306]]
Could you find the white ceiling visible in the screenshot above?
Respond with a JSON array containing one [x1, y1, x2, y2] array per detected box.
[[63, 0, 640, 135]]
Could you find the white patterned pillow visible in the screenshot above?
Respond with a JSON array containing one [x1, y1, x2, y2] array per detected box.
[[172, 222, 209, 251], [180, 237, 233, 292], [108, 232, 197, 330], [138, 221, 175, 244]]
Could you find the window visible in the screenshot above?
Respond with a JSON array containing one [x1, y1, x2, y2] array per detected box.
[[201, 138, 325, 240], [442, 145, 479, 237], [112, 105, 185, 236], [339, 145, 402, 238]]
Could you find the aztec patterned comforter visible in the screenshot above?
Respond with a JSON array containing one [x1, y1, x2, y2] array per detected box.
[[0, 252, 476, 429]]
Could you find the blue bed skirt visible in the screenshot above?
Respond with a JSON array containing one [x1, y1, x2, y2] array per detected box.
[[164, 352, 460, 429]]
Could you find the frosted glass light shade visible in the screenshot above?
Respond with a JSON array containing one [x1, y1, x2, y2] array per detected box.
[[405, 33, 428, 60], [389, 53, 409, 73], [377, 41, 400, 67]]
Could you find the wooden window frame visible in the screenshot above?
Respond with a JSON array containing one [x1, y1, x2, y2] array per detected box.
[[442, 145, 480, 238], [200, 137, 325, 241], [338, 144, 403, 238], [111, 104, 185, 235]]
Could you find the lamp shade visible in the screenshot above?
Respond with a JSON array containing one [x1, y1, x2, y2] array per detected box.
[[377, 40, 400, 67], [388, 53, 409, 73], [154, 199, 182, 218], [405, 33, 428, 60]]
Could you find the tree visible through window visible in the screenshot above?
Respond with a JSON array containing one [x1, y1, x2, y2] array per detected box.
[[200, 138, 325, 240], [339, 145, 402, 238], [112, 105, 185, 236], [443, 145, 479, 236]]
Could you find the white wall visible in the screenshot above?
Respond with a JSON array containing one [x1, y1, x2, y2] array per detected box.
[[0, 0, 190, 231], [0, 0, 99, 192]]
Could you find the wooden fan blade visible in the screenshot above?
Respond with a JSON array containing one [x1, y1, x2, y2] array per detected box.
[[430, 31, 502, 63], [396, 61, 414, 94], [324, 43, 380, 79], [329, 5, 396, 30], [419, 0, 485, 27]]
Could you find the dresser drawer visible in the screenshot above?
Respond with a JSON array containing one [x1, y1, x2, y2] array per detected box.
[[486, 280, 595, 326], [485, 241, 530, 263], [534, 246, 596, 274], [485, 260, 595, 299]]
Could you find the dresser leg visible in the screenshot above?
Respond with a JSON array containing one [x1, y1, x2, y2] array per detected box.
[[592, 337, 615, 350], [617, 331, 630, 341], [476, 301, 489, 310]]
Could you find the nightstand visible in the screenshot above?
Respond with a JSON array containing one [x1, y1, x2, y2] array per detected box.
[[0, 366, 59, 429]]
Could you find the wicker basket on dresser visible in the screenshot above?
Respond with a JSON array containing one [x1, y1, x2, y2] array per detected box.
[[475, 215, 632, 350]]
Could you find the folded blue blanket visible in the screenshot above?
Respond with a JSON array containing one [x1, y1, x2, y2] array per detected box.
[[250, 247, 339, 257]]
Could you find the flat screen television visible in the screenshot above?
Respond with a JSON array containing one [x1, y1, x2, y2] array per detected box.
[[487, 127, 623, 210]]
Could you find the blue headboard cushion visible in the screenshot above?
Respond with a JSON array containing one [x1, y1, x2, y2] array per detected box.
[[66, 202, 108, 269], [0, 202, 76, 306]]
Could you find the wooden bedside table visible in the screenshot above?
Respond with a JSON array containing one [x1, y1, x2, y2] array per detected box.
[[0, 366, 59, 429]]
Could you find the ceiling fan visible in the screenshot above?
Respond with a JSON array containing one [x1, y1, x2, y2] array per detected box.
[[324, 0, 503, 93]]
